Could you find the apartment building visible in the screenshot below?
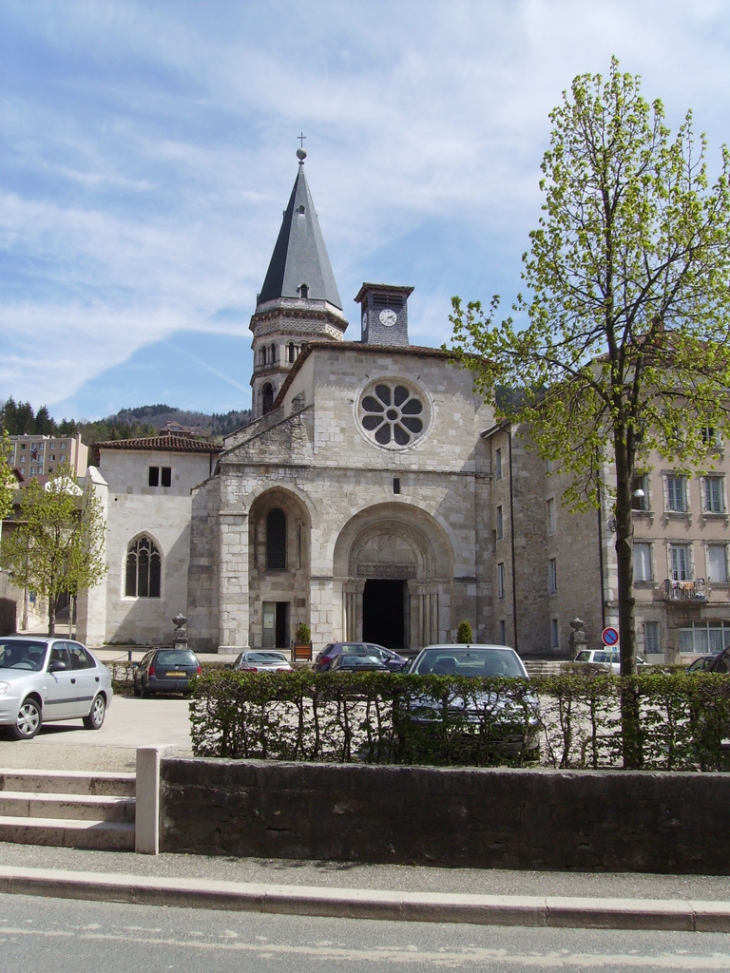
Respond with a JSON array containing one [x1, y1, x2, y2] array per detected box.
[[7, 433, 88, 479]]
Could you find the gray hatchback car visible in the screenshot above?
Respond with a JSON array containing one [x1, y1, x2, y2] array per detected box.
[[0, 635, 113, 740]]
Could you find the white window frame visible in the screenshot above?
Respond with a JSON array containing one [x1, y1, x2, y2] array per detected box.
[[669, 543, 692, 581], [706, 544, 729, 584], [666, 475, 687, 512], [644, 620, 661, 654], [634, 542, 653, 583], [703, 476, 725, 513]]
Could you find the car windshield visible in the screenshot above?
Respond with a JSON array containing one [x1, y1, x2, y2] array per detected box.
[[155, 651, 198, 666], [243, 652, 288, 664], [412, 649, 525, 677], [0, 640, 48, 672]]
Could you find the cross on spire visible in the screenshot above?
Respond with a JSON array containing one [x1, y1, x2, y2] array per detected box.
[[297, 131, 306, 149]]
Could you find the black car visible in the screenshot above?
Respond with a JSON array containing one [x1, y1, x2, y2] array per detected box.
[[314, 642, 409, 672], [133, 648, 202, 697], [329, 654, 388, 673]]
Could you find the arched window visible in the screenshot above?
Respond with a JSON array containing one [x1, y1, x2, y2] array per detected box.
[[262, 383, 274, 415], [298, 283, 309, 299], [259, 347, 267, 366], [287, 342, 296, 363], [270, 343, 276, 362], [125, 536, 161, 598], [266, 508, 287, 570]]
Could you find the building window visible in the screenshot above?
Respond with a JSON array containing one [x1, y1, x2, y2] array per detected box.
[[266, 508, 287, 571], [495, 448, 502, 480], [634, 542, 653, 582], [548, 558, 558, 594], [632, 474, 649, 510], [298, 283, 309, 299], [125, 536, 161, 598], [60, 443, 66, 451], [551, 618, 559, 649], [666, 475, 687, 512], [707, 545, 728, 583], [680, 621, 730, 655], [703, 476, 725, 513], [547, 497, 555, 534], [359, 381, 426, 448], [259, 347, 267, 366], [496, 505, 503, 540], [262, 383, 274, 415], [287, 342, 296, 363], [499, 619, 506, 645], [670, 544, 691, 581], [148, 466, 170, 487], [702, 425, 720, 447], [497, 562, 505, 599], [644, 621, 661, 655]]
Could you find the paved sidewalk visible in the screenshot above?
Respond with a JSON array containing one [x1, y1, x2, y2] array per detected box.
[[0, 833, 729, 932]]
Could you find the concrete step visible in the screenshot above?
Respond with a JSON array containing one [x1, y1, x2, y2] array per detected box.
[[0, 792, 135, 823], [0, 816, 135, 851], [0, 770, 135, 798]]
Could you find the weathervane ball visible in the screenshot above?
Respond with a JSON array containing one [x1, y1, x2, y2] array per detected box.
[[296, 148, 307, 161]]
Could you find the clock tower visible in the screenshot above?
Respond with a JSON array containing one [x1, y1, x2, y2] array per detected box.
[[355, 283, 414, 347]]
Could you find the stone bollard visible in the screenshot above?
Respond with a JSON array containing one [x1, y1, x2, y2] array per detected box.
[[135, 744, 178, 855], [172, 613, 188, 650]]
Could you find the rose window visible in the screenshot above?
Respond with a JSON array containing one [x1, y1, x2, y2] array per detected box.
[[359, 383, 425, 447]]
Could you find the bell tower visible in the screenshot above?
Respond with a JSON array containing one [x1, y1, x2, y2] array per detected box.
[[249, 145, 348, 419], [355, 283, 414, 347]]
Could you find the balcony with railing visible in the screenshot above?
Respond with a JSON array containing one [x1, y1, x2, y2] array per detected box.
[[664, 578, 708, 602]]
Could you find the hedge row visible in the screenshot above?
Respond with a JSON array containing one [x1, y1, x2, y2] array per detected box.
[[188, 670, 730, 771]]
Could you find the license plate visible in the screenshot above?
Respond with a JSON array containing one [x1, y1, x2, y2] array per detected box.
[[165, 671, 187, 678]]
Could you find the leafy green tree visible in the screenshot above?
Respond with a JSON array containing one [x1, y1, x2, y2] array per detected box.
[[457, 621, 473, 644], [449, 59, 730, 681], [0, 465, 107, 634], [0, 432, 15, 522]]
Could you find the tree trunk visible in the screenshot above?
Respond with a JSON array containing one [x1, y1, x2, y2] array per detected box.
[[48, 596, 55, 636], [614, 431, 642, 768]]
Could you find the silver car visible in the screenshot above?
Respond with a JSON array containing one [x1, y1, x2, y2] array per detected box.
[[0, 636, 113, 740]]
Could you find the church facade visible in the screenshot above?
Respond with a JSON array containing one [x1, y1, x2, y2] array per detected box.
[[76, 155, 730, 662]]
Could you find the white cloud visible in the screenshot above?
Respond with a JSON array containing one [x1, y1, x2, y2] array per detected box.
[[1, 0, 729, 416]]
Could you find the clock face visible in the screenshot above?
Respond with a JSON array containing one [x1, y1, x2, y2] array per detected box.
[[379, 308, 397, 328], [362, 309, 368, 332]]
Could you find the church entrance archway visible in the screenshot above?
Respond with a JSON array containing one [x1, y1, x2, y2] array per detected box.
[[333, 504, 454, 652], [362, 579, 407, 649]]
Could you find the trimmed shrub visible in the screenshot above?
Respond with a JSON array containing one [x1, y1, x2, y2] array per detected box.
[[189, 669, 730, 771], [456, 621, 473, 644]]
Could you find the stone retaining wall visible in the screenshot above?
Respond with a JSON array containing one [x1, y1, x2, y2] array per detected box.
[[159, 758, 730, 873]]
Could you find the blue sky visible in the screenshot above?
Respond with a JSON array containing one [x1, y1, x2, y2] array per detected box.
[[2, 0, 730, 421]]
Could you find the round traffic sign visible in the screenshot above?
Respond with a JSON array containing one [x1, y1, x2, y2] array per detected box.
[[602, 627, 619, 647]]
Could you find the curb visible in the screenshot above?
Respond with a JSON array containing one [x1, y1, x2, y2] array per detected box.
[[0, 866, 729, 931]]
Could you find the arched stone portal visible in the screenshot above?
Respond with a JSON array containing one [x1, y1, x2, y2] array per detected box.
[[333, 504, 454, 651]]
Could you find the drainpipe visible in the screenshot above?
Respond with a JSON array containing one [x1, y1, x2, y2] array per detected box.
[[597, 476, 607, 631], [507, 426, 518, 653]]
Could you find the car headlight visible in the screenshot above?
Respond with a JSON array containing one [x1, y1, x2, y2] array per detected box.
[[0, 682, 10, 695]]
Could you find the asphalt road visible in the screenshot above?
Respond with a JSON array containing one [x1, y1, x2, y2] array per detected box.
[[3, 893, 730, 973]]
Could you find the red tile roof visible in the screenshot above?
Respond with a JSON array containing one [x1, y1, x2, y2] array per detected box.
[[90, 435, 222, 467]]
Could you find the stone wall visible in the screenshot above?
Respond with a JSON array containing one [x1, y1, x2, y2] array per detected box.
[[160, 758, 730, 874]]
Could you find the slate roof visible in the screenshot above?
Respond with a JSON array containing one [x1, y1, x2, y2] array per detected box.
[[257, 164, 343, 310]]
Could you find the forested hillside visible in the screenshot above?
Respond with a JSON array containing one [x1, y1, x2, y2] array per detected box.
[[0, 397, 251, 444]]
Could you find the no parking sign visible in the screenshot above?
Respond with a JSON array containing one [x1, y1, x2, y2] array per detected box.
[[602, 626, 619, 647]]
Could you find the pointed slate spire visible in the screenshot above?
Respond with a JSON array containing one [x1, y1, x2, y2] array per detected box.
[[258, 159, 343, 310]]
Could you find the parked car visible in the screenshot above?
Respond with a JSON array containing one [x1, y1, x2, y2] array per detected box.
[[133, 648, 202, 697], [329, 654, 389, 672], [313, 641, 407, 672], [686, 654, 717, 673], [0, 635, 113, 740], [231, 650, 293, 673], [405, 644, 540, 756], [573, 649, 646, 674]]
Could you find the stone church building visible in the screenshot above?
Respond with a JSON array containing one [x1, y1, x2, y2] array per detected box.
[[77, 155, 730, 662]]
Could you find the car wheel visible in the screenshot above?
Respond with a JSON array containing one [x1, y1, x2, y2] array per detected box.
[[83, 694, 106, 730], [12, 698, 42, 740], [141, 684, 153, 699]]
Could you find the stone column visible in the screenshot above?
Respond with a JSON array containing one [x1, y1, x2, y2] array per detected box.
[[342, 580, 365, 641], [217, 510, 249, 650]]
